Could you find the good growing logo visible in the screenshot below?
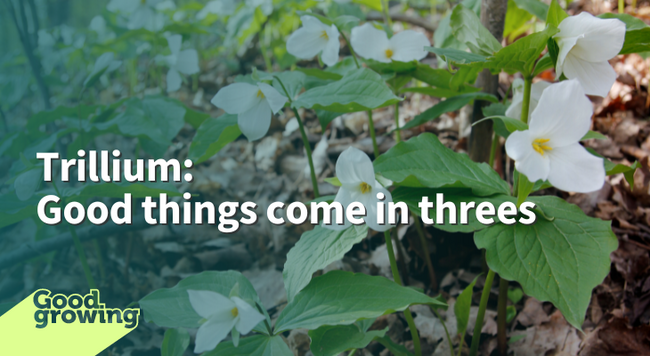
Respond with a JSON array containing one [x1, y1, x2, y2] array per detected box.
[[33, 289, 139, 329]]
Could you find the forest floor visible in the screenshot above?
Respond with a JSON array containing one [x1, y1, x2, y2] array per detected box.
[[1, 0, 650, 355]]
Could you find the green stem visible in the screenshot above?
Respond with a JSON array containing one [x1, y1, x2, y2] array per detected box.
[[431, 307, 455, 356], [339, 31, 361, 69], [457, 329, 467, 356], [274, 76, 320, 198], [520, 77, 533, 125], [52, 182, 96, 289], [394, 102, 401, 143], [413, 213, 436, 291], [384, 230, 421, 356], [367, 110, 380, 158], [497, 277, 508, 355], [348, 350, 357, 356], [619, 0, 624, 12], [469, 269, 495, 356], [488, 132, 498, 169], [381, 0, 392, 27]]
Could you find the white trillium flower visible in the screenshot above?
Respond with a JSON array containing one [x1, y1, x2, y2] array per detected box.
[[350, 23, 430, 63], [505, 79, 551, 120], [107, 0, 165, 32], [188, 290, 265, 354], [197, 0, 236, 19], [325, 147, 393, 232], [211, 82, 287, 141], [161, 35, 200, 93], [286, 16, 340, 67], [505, 79, 605, 193], [553, 12, 625, 97]]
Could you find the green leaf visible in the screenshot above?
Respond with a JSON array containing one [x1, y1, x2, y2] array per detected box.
[[292, 68, 400, 113], [391, 187, 516, 233], [14, 167, 42, 201], [204, 335, 293, 356], [401, 93, 498, 130], [374, 133, 511, 196], [376, 336, 414, 356], [545, 0, 568, 28], [183, 106, 211, 129], [474, 196, 618, 329], [315, 110, 344, 131], [474, 115, 528, 138], [532, 53, 554, 77], [274, 271, 446, 332], [517, 172, 536, 207], [139, 271, 270, 334], [353, 0, 382, 11], [581, 130, 607, 140], [598, 13, 648, 31], [506, 305, 517, 322], [619, 27, 650, 55], [324, 177, 342, 186], [450, 5, 503, 56], [272, 71, 306, 100], [333, 15, 361, 31], [508, 287, 524, 304], [309, 324, 388, 356], [425, 47, 489, 65], [161, 328, 190, 356], [505, 0, 535, 42], [513, 0, 549, 20], [296, 67, 343, 81], [284, 225, 368, 302], [490, 26, 559, 75], [188, 114, 241, 164], [587, 148, 640, 186], [296, 11, 333, 25], [455, 276, 479, 335]]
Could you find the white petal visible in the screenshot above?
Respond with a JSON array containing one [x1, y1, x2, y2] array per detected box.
[[258, 83, 287, 113], [555, 35, 581, 75], [558, 12, 625, 62], [528, 80, 592, 146], [231, 297, 265, 335], [187, 290, 236, 319], [351, 23, 390, 61], [336, 147, 376, 186], [211, 83, 260, 114], [167, 34, 182, 55], [166, 69, 182, 92], [364, 183, 392, 232], [321, 26, 341, 66], [325, 187, 355, 231], [547, 143, 605, 193], [175, 49, 199, 74], [562, 56, 617, 97], [286, 27, 329, 60], [238, 100, 272, 141], [194, 317, 236, 353], [389, 30, 430, 62], [505, 130, 550, 182], [506, 80, 551, 120], [300, 15, 330, 31]]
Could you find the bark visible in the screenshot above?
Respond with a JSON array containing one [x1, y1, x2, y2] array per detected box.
[[468, 0, 507, 163]]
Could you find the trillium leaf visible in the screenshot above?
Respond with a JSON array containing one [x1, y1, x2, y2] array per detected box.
[[374, 133, 511, 196], [14, 167, 42, 201], [296, 67, 343, 81], [490, 25, 559, 75], [586, 148, 641, 186], [473, 115, 528, 138], [532, 53, 554, 77], [513, 0, 549, 21], [545, 0, 568, 28], [188, 114, 242, 164], [391, 187, 516, 233], [581, 130, 607, 140], [425, 46, 489, 65], [455, 276, 479, 336], [272, 71, 306, 100], [292, 68, 401, 112], [598, 14, 650, 55], [204, 335, 293, 356], [450, 5, 503, 56], [161, 328, 190, 356], [274, 271, 446, 332], [139, 270, 270, 335], [295, 11, 333, 25], [283, 225, 368, 303], [315, 109, 344, 131], [309, 324, 388, 356], [401, 92, 498, 131], [376, 336, 415, 356], [333, 15, 361, 31], [474, 195, 618, 329]]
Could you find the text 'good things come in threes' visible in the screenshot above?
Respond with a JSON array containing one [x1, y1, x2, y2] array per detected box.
[[36, 150, 537, 233]]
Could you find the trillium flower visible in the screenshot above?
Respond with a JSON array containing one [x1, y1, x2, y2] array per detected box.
[[553, 12, 625, 97], [286, 16, 340, 67], [211, 82, 287, 141], [196, 0, 236, 19], [505, 79, 605, 193], [160, 35, 200, 93], [505, 79, 551, 120], [325, 147, 393, 232], [188, 290, 265, 353], [350, 23, 430, 63], [107, 0, 165, 32]]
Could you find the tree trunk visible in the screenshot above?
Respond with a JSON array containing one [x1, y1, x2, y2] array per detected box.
[[468, 0, 507, 163]]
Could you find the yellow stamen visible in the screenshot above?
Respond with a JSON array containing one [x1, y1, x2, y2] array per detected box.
[[532, 138, 553, 156], [385, 49, 394, 59], [257, 90, 265, 99], [320, 31, 329, 40], [231, 307, 239, 317], [359, 182, 372, 194]]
